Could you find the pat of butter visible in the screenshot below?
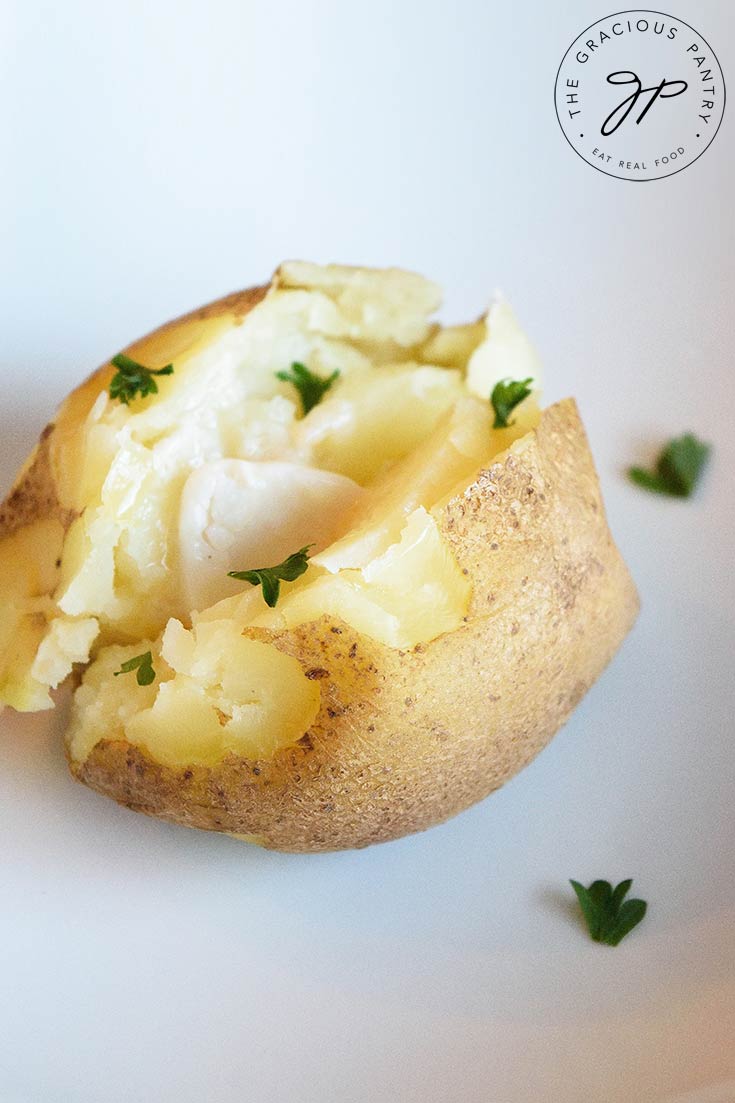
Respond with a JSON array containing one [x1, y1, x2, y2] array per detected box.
[[178, 459, 364, 612]]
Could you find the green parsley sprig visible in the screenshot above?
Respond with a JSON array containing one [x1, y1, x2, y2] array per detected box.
[[276, 362, 340, 415], [490, 377, 534, 429], [228, 545, 313, 608], [570, 878, 647, 946], [113, 650, 156, 686], [629, 433, 710, 497], [109, 353, 174, 405]]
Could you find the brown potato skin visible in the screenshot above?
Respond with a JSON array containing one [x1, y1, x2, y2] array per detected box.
[[0, 424, 74, 538], [68, 397, 639, 852]]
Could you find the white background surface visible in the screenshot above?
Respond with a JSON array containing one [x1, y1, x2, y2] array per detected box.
[[1, 2, 734, 1100]]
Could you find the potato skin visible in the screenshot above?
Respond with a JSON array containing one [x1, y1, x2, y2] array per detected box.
[[0, 424, 73, 539], [69, 397, 639, 852]]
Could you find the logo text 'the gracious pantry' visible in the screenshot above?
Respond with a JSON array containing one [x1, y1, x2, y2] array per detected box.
[[554, 10, 725, 180]]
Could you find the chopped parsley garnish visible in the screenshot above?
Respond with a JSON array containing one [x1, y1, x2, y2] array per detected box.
[[276, 361, 340, 415], [490, 377, 534, 429], [570, 878, 647, 946], [629, 433, 710, 497], [228, 545, 313, 608], [109, 353, 174, 405], [113, 651, 156, 686]]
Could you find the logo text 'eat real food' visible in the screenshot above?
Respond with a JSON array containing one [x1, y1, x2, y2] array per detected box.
[[554, 10, 725, 181]]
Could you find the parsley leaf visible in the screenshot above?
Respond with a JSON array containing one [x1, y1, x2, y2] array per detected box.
[[113, 650, 156, 686], [228, 545, 313, 607], [276, 362, 340, 415], [629, 433, 710, 497], [109, 353, 174, 405], [490, 377, 534, 429], [570, 878, 647, 946]]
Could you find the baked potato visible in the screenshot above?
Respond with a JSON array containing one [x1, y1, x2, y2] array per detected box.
[[0, 263, 639, 851]]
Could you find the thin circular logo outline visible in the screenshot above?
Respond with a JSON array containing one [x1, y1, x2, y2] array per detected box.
[[554, 8, 726, 182]]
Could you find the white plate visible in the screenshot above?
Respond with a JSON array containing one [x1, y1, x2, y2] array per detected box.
[[1, 2, 733, 1099]]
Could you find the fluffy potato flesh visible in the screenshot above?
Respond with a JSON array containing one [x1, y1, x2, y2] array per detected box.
[[0, 263, 639, 850]]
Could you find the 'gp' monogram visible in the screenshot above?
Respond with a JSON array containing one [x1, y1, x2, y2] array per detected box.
[[601, 71, 688, 134]]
